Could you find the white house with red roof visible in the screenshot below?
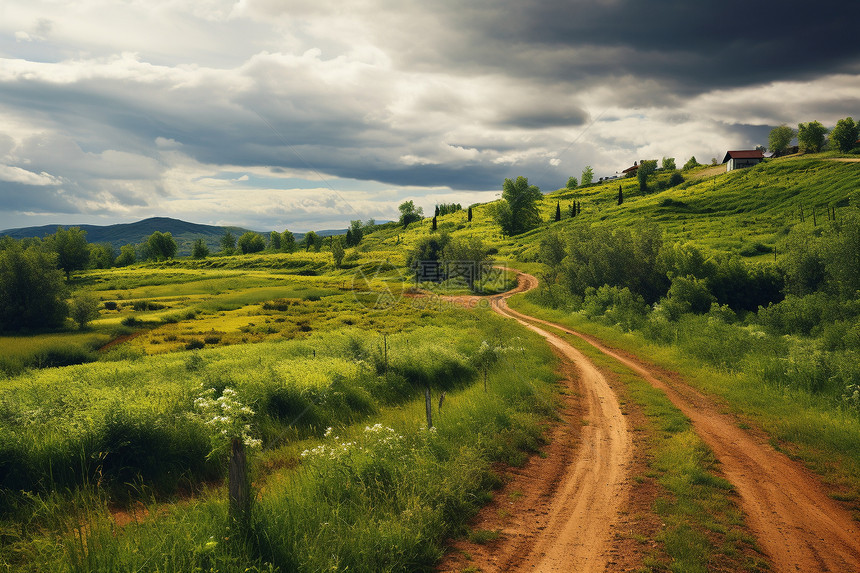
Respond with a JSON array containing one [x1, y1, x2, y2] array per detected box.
[[722, 150, 764, 172]]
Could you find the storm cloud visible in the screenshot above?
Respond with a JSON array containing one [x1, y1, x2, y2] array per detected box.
[[1, 0, 858, 231]]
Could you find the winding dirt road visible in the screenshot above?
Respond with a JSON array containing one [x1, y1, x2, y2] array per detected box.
[[455, 269, 860, 572], [439, 271, 634, 572]]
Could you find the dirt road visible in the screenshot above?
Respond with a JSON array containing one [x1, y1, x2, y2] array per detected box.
[[439, 271, 634, 572], [491, 270, 860, 572]]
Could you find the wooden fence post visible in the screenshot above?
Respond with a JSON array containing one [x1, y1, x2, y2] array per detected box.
[[229, 437, 250, 535], [424, 386, 433, 429]]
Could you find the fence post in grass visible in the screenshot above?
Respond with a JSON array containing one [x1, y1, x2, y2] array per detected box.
[[424, 386, 433, 429], [229, 437, 250, 535]]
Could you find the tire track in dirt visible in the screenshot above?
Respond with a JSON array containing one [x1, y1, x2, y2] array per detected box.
[[499, 271, 860, 572], [438, 270, 633, 572]]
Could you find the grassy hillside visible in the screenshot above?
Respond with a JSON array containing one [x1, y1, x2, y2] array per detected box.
[[361, 154, 857, 265]]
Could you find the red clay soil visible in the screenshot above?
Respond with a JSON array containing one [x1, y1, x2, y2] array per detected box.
[[499, 271, 860, 572], [98, 330, 146, 352]]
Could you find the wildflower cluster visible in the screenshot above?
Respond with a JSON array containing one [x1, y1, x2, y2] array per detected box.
[[300, 423, 406, 463], [193, 386, 261, 457]]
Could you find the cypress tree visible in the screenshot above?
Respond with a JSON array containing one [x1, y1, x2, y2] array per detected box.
[[467, 206, 473, 222], [434, 205, 440, 217], [618, 185, 623, 205], [432, 216, 437, 231], [345, 228, 353, 247], [555, 201, 561, 221]]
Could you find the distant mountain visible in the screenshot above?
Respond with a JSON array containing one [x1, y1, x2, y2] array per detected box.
[[0, 217, 346, 256]]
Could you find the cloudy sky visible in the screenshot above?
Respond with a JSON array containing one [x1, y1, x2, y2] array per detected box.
[[1, 1, 859, 232]]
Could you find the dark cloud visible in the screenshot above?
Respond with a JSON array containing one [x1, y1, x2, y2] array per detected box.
[[0, 0, 858, 230], [377, 0, 860, 100]]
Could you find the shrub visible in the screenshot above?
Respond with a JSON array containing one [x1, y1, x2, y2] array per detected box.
[[103, 301, 118, 310], [69, 291, 101, 329], [185, 338, 205, 350], [582, 285, 649, 331], [132, 300, 165, 311], [657, 275, 715, 321]]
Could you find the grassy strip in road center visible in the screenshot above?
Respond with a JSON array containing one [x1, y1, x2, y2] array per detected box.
[[542, 323, 768, 572]]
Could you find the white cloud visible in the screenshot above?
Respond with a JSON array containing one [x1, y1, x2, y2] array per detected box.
[[0, 164, 61, 186]]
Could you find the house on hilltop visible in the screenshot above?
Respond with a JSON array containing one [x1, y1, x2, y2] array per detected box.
[[722, 150, 764, 172], [622, 161, 639, 177]]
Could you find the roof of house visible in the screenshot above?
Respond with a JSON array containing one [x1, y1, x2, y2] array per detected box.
[[622, 163, 639, 174], [722, 150, 764, 163]]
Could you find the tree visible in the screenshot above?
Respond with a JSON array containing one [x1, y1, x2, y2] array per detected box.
[[46, 226, 89, 279], [768, 125, 796, 154], [331, 236, 345, 268], [617, 185, 623, 205], [146, 231, 178, 261], [191, 238, 209, 259], [661, 157, 676, 171], [69, 291, 100, 329], [220, 230, 237, 254], [304, 231, 319, 251], [89, 243, 115, 269], [237, 232, 265, 254], [567, 176, 578, 189], [399, 200, 424, 227], [115, 244, 136, 267], [682, 156, 700, 170], [467, 206, 473, 222], [496, 176, 542, 236], [281, 230, 296, 253], [798, 121, 827, 153], [432, 216, 437, 231], [581, 166, 594, 186], [348, 220, 364, 246], [830, 117, 859, 153], [555, 201, 561, 222], [269, 231, 281, 251], [0, 243, 68, 331], [637, 160, 658, 192]]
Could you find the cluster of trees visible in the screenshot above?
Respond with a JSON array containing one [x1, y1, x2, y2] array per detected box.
[[0, 229, 113, 331], [769, 117, 860, 154], [566, 165, 594, 190], [538, 223, 783, 319], [435, 203, 462, 217], [406, 232, 491, 289]]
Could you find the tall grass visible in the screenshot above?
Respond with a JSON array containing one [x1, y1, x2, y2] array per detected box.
[[5, 311, 559, 572]]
